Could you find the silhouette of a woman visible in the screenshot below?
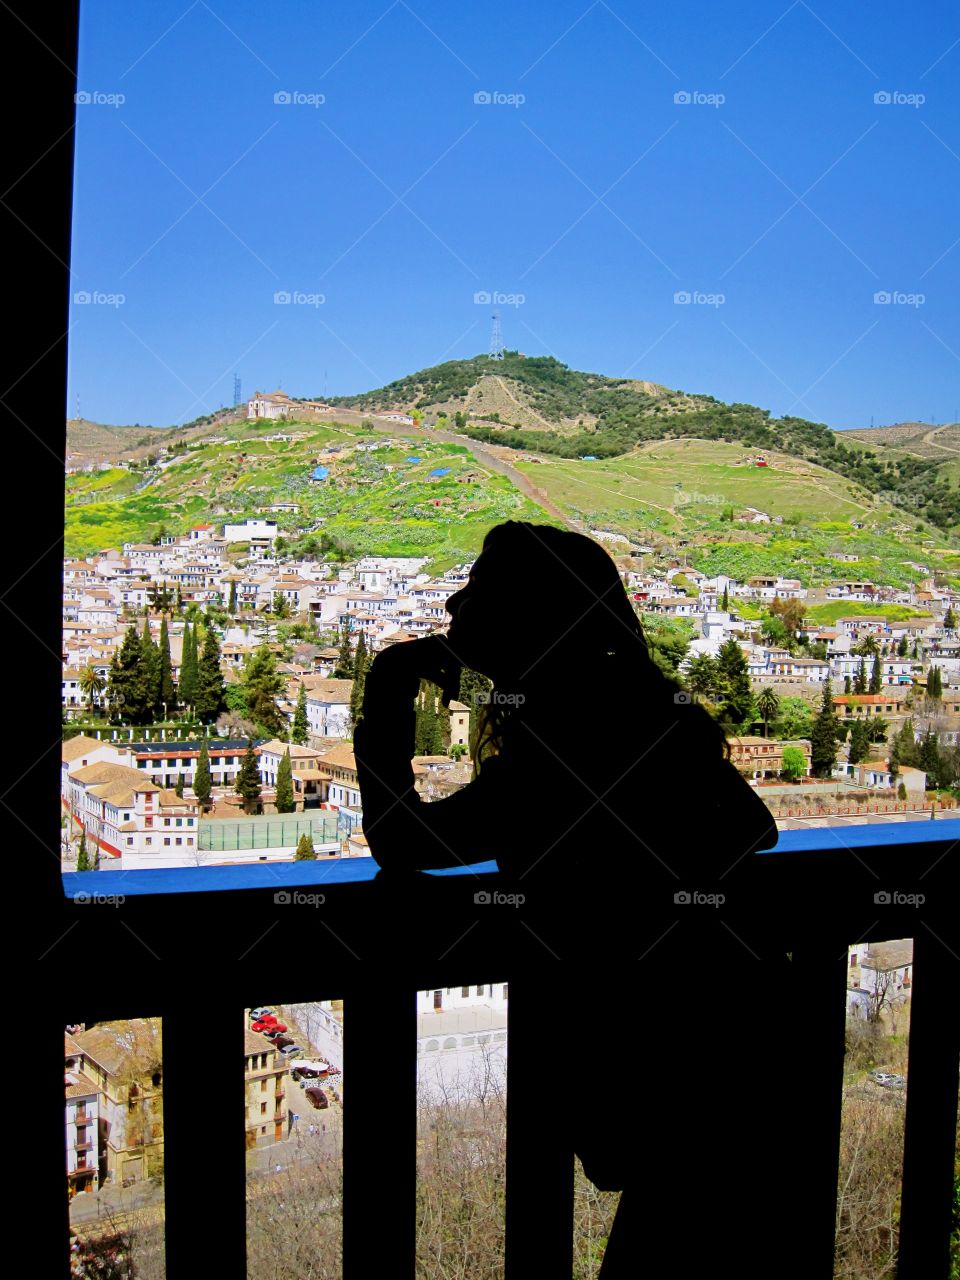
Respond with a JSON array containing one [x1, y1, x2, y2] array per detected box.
[[354, 521, 785, 1274]]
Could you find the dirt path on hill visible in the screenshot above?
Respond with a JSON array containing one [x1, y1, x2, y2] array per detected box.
[[921, 426, 960, 454]]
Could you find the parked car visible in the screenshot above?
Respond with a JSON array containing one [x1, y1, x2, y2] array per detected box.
[[257, 1014, 279, 1026], [252, 1021, 287, 1034], [293, 1062, 330, 1080], [304, 1086, 329, 1110], [272, 1036, 294, 1050], [279, 1045, 303, 1058], [250, 1008, 274, 1020]]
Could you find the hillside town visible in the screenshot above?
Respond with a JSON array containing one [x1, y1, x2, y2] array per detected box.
[[60, 516, 960, 872]]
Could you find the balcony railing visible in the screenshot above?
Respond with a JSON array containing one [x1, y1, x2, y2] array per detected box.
[[50, 819, 958, 1278]]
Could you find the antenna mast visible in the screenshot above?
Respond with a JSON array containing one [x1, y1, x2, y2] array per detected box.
[[489, 312, 504, 360], [233, 374, 242, 407]]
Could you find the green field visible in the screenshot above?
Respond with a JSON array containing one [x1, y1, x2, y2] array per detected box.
[[803, 602, 935, 625]]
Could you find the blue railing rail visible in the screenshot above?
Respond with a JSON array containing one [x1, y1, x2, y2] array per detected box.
[[45, 821, 959, 1278]]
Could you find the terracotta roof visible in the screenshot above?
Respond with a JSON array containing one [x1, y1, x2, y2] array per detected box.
[[62, 736, 107, 764], [318, 744, 357, 771]]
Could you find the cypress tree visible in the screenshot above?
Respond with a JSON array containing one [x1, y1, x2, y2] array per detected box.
[[141, 618, 161, 721], [275, 748, 295, 813], [243, 644, 286, 736], [350, 631, 370, 726], [229, 579, 238, 614], [76, 829, 90, 872], [848, 719, 870, 765], [292, 684, 309, 745], [927, 665, 942, 699], [944, 605, 956, 630], [869, 655, 882, 694], [295, 832, 317, 860], [159, 616, 176, 714], [235, 743, 262, 814], [721, 584, 729, 611], [843, 675, 851, 694], [333, 622, 353, 679], [919, 730, 941, 785], [415, 683, 444, 755], [179, 623, 198, 711], [716, 637, 755, 729], [196, 626, 226, 723], [811, 679, 840, 777], [194, 739, 212, 810], [853, 658, 867, 695], [175, 772, 185, 798], [897, 635, 909, 657]]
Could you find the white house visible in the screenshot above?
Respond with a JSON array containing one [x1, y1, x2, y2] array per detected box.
[[303, 678, 353, 739], [223, 518, 278, 544]]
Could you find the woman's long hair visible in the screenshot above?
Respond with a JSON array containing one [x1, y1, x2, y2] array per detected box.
[[469, 521, 729, 769]]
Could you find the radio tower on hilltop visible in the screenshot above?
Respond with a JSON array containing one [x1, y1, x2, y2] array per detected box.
[[489, 311, 504, 360], [233, 374, 242, 408]]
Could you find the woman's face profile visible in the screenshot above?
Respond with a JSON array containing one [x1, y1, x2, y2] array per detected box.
[[446, 550, 511, 679]]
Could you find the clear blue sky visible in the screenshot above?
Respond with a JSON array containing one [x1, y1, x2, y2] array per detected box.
[[69, 0, 959, 429]]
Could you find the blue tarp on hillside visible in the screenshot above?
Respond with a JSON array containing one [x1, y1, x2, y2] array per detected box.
[[429, 467, 451, 477], [406, 456, 421, 463], [311, 465, 329, 480]]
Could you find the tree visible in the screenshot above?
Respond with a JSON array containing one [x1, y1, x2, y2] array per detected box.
[[295, 832, 317, 860], [228, 579, 238, 614], [756, 686, 780, 738], [175, 772, 185, 798], [897, 635, 909, 657], [811, 679, 840, 777], [855, 634, 879, 658], [235, 743, 262, 814], [333, 623, 353, 679], [195, 626, 226, 722], [780, 746, 806, 781], [158, 616, 176, 714], [242, 644, 286, 736], [76, 829, 91, 871], [292, 684, 309, 745], [769, 594, 806, 634], [107, 624, 150, 724], [843, 675, 852, 695], [194, 739, 212, 810], [415, 683, 444, 755], [685, 654, 717, 701], [721, 584, 729, 611], [147, 581, 174, 613], [926, 665, 942, 700], [350, 631, 370, 726], [853, 658, 868, 695], [848, 719, 871, 765], [897, 781, 907, 800], [179, 622, 198, 711], [889, 718, 918, 775], [770, 695, 815, 740], [869, 654, 882, 694], [943, 605, 956, 630], [272, 592, 291, 619], [275, 748, 295, 813], [715, 637, 755, 729], [77, 664, 106, 714]]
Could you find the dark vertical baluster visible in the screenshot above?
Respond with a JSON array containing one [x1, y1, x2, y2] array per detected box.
[[342, 981, 415, 1278], [505, 972, 574, 1279], [164, 1005, 247, 1274], [789, 942, 849, 1278], [898, 927, 960, 1279]]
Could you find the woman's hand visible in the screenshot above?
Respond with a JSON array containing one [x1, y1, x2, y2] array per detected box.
[[364, 635, 461, 710]]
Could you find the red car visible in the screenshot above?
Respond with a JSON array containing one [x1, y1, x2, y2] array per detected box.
[[252, 1021, 287, 1034]]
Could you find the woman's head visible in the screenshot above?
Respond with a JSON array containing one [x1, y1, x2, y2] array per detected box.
[[445, 521, 648, 686]]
